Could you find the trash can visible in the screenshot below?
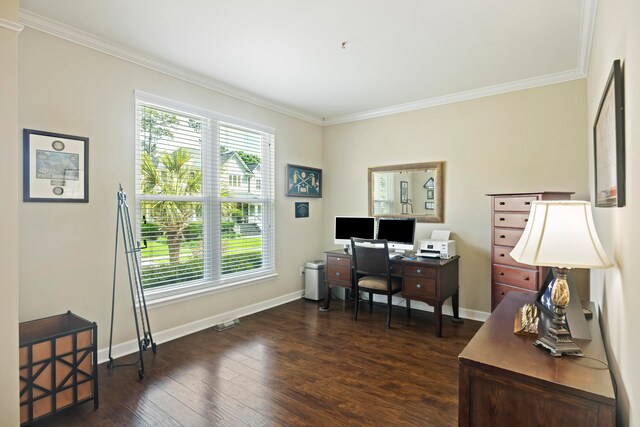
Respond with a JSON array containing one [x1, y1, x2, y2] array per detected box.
[[304, 260, 325, 301]]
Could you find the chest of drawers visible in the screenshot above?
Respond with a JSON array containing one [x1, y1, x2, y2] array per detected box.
[[487, 192, 573, 311]]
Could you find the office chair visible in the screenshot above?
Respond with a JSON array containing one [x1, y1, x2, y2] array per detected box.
[[350, 238, 406, 328]]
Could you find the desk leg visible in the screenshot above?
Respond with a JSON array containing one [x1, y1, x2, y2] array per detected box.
[[451, 290, 464, 324], [319, 283, 331, 312], [435, 303, 442, 337]]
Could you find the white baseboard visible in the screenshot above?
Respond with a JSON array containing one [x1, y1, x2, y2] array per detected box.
[[368, 294, 490, 322], [97, 290, 304, 363]]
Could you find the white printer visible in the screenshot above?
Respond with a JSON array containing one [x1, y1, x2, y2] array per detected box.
[[417, 230, 456, 259]]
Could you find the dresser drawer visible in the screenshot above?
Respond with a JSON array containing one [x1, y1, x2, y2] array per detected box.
[[494, 213, 530, 229], [492, 282, 536, 309], [493, 228, 524, 247], [403, 276, 436, 299], [492, 265, 538, 291], [493, 196, 537, 212], [403, 265, 436, 279], [492, 245, 533, 269]]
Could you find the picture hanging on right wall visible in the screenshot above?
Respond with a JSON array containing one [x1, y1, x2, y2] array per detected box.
[[593, 59, 625, 207]]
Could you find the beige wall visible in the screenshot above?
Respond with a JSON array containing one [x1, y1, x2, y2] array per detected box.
[[323, 80, 589, 314], [0, 1, 20, 425], [18, 28, 324, 350], [587, 0, 640, 425]]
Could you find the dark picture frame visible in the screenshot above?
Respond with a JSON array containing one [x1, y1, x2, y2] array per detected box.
[[400, 181, 409, 203], [593, 59, 625, 207], [23, 129, 89, 203], [295, 202, 309, 218], [286, 164, 322, 198]]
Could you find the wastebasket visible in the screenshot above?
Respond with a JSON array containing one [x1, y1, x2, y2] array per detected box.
[[304, 260, 325, 301]]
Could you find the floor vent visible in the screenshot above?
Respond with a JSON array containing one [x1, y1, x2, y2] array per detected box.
[[214, 319, 240, 332]]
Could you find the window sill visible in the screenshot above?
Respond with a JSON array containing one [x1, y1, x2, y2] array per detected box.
[[142, 272, 279, 309]]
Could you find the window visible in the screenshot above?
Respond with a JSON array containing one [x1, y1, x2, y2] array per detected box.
[[135, 92, 275, 298], [373, 172, 394, 214]]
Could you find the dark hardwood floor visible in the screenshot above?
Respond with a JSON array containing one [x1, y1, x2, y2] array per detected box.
[[32, 297, 482, 426]]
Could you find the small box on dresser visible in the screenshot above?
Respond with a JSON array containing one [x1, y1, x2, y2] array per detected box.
[[487, 192, 573, 311]]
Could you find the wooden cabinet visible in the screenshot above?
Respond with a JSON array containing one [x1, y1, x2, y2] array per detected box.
[[19, 312, 98, 425], [459, 292, 615, 427], [487, 192, 573, 311]]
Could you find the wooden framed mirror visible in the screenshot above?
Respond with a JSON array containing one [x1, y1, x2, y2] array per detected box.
[[368, 161, 444, 223]]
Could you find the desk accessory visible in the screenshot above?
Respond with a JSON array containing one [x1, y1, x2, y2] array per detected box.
[[514, 303, 538, 335], [510, 201, 613, 357]]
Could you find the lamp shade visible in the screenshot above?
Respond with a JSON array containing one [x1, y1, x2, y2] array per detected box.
[[510, 201, 613, 269]]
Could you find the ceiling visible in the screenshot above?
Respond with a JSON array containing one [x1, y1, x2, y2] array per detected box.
[[19, 0, 595, 125]]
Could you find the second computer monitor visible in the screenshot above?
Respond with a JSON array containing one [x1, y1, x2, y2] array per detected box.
[[377, 217, 416, 252]]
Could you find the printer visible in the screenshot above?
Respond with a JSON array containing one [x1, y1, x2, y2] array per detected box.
[[417, 230, 456, 259]]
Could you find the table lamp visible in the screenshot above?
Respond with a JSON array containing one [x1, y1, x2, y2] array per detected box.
[[510, 201, 613, 357]]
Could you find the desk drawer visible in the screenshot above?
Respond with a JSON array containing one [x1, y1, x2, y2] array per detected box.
[[403, 265, 436, 279], [492, 245, 532, 269], [326, 264, 350, 285], [389, 263, 403, 276], [493, 228, 524, 247], [494, 213, 530, 229], [492, 265, 538, 291], [327, 255, 351, 268], [493, 196, 536, 212], [403, 277, 436, 299]]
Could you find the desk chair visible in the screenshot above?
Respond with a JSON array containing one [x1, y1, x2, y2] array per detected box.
[[350, 238, 406, 328]]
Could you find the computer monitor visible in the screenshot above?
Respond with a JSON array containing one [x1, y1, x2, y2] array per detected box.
[[376, 217, 416, 253], [334, 216, 376, 250]]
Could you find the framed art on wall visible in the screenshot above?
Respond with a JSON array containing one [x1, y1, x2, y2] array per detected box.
[[23, 129, 89, 203], [593, 59, 625, 207], [286, 164, 322, 197]]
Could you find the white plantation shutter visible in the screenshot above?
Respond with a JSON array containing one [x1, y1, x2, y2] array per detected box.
[[135, 91, 275, 295]]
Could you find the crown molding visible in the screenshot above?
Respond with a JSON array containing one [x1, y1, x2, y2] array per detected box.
[[19, 9, 324, 126], [0, 18, 24, 33], [323, 69, 585, 125], [577, 0, 597, 76]]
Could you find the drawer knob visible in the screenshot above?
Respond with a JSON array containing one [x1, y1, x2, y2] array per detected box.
[[499, 254, 505, 257], [499, 235, 506, 239], [416, 269, 422, 274], [524, 218, 528, 223], [335, 272, 341, 276], [499, 201, 506, 205], [337, 258, 341, 261], [524, 276, 530, 281], [416, 284, 422, 289], [499, 291, 505, 295], [499, 217, 505, 221], [498, 272, 504, 276], [524, 201, 531, 205]]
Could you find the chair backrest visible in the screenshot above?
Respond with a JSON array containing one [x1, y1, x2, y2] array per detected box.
[[351, 238, 390, 278]]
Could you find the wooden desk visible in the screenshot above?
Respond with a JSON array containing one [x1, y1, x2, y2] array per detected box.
[[322, 250, 461, 337], [458, 292, 615, 426]]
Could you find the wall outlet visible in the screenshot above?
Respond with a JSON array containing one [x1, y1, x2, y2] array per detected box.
[[299, 267, 305, 276]]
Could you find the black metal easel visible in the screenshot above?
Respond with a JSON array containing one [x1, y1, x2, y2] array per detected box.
[[107, 185, 156, 379]]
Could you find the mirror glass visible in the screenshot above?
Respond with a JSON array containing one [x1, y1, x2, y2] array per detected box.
[[368, 162, 443, 223]]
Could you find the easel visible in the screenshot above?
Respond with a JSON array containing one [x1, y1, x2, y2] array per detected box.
[[107, 185, 156, 379]]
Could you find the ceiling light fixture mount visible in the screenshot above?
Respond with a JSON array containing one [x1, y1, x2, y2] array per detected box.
[[341, 41, 348, 49]]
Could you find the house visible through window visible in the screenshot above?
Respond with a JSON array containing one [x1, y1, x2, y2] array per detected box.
[[135, 92, 275, 298]]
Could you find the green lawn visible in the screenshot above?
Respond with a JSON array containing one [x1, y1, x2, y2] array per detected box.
[[141, 235, 262, 263]]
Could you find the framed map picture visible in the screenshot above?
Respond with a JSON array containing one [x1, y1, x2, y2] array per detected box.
[[23, 129, 89, 203], [286, 164, 322, 198]]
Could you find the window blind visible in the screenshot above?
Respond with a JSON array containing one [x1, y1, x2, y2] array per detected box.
[[135, 94, 275, 294]]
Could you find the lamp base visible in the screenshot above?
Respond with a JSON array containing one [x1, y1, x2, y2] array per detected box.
[[534, 327, 584, 357]]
